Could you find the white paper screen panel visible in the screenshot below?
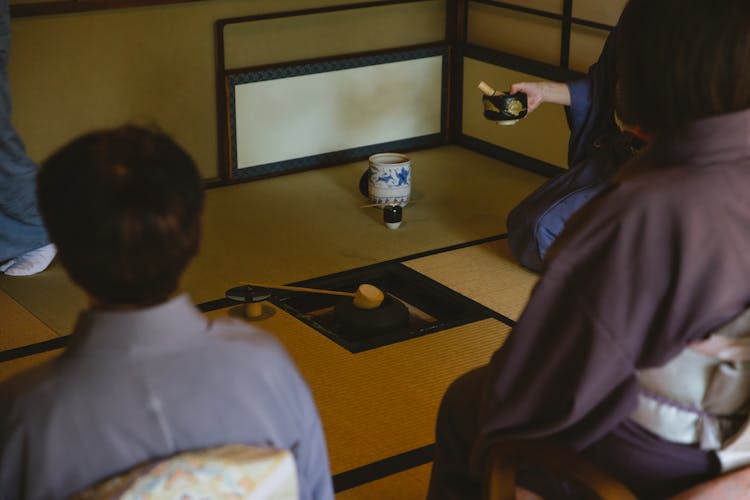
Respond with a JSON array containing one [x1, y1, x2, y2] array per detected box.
[[233, 56, 443, 171]]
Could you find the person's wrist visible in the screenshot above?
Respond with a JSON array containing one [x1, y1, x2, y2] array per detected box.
[[541, 82, 552, 103]]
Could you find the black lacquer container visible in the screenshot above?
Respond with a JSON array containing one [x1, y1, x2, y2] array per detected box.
[[383, 205, 402, 229]]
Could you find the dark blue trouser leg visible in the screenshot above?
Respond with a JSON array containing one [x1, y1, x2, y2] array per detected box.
[[0, 0, 49, 262]]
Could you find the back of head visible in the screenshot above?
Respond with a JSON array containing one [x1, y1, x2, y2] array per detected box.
[[38, 125, 204, 307], [616, 0, 750, 137]]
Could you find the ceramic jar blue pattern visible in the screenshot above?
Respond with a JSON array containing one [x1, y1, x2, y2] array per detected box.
[[368, 152, 411, 207]]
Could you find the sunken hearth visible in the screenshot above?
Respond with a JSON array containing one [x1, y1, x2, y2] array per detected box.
[[268, 262, 493, 352]]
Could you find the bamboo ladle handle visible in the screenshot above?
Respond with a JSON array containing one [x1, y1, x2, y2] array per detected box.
[[240, 281, 356, 297], [238, 282, 384, 310]]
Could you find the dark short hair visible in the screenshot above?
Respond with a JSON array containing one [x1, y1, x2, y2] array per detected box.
[[616, 0, 750, 136], [38, 125, 204, 307]]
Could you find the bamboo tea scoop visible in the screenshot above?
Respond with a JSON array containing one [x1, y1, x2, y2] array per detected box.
[[239, 282, 385, 310]]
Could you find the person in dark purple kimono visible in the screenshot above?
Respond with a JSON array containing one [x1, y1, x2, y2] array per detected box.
[[504, 22, 646, 273], [428, 0, 750, 497]]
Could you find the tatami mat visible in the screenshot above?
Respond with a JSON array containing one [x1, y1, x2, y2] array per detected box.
[[0, 262, 85, 351], [208, 306, 509, 475], [0, 145, 546, 340], [0, 289, 58, 352], [405, 238, 538, 321], [0, 350, 62, 384]]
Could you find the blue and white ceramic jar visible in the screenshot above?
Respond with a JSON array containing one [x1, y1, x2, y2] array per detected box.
[[368, 153, 411, 207]]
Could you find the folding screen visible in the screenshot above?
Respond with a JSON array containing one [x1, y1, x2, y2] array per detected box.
[[216, 0, 449, 182]]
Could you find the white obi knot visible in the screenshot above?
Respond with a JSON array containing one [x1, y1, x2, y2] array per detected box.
[[631, 307, 750, 471]]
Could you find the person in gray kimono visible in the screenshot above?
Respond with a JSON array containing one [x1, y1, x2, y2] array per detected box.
[[428, 0, 750, 497], [0, 125, 334, 500]]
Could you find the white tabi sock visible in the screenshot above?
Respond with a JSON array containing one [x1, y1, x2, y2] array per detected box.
[[3, 244, 57, 276], [0, 259, 16, 272]]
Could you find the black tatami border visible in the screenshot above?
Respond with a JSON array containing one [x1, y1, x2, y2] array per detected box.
[[333, 444, 436, 492], [0, 336, 70, 364]]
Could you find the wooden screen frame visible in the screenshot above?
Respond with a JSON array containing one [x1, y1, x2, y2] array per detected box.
[[9, 0, 200, 17]]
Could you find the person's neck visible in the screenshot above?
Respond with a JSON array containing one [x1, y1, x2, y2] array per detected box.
[[87, 296, 141, 311]]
